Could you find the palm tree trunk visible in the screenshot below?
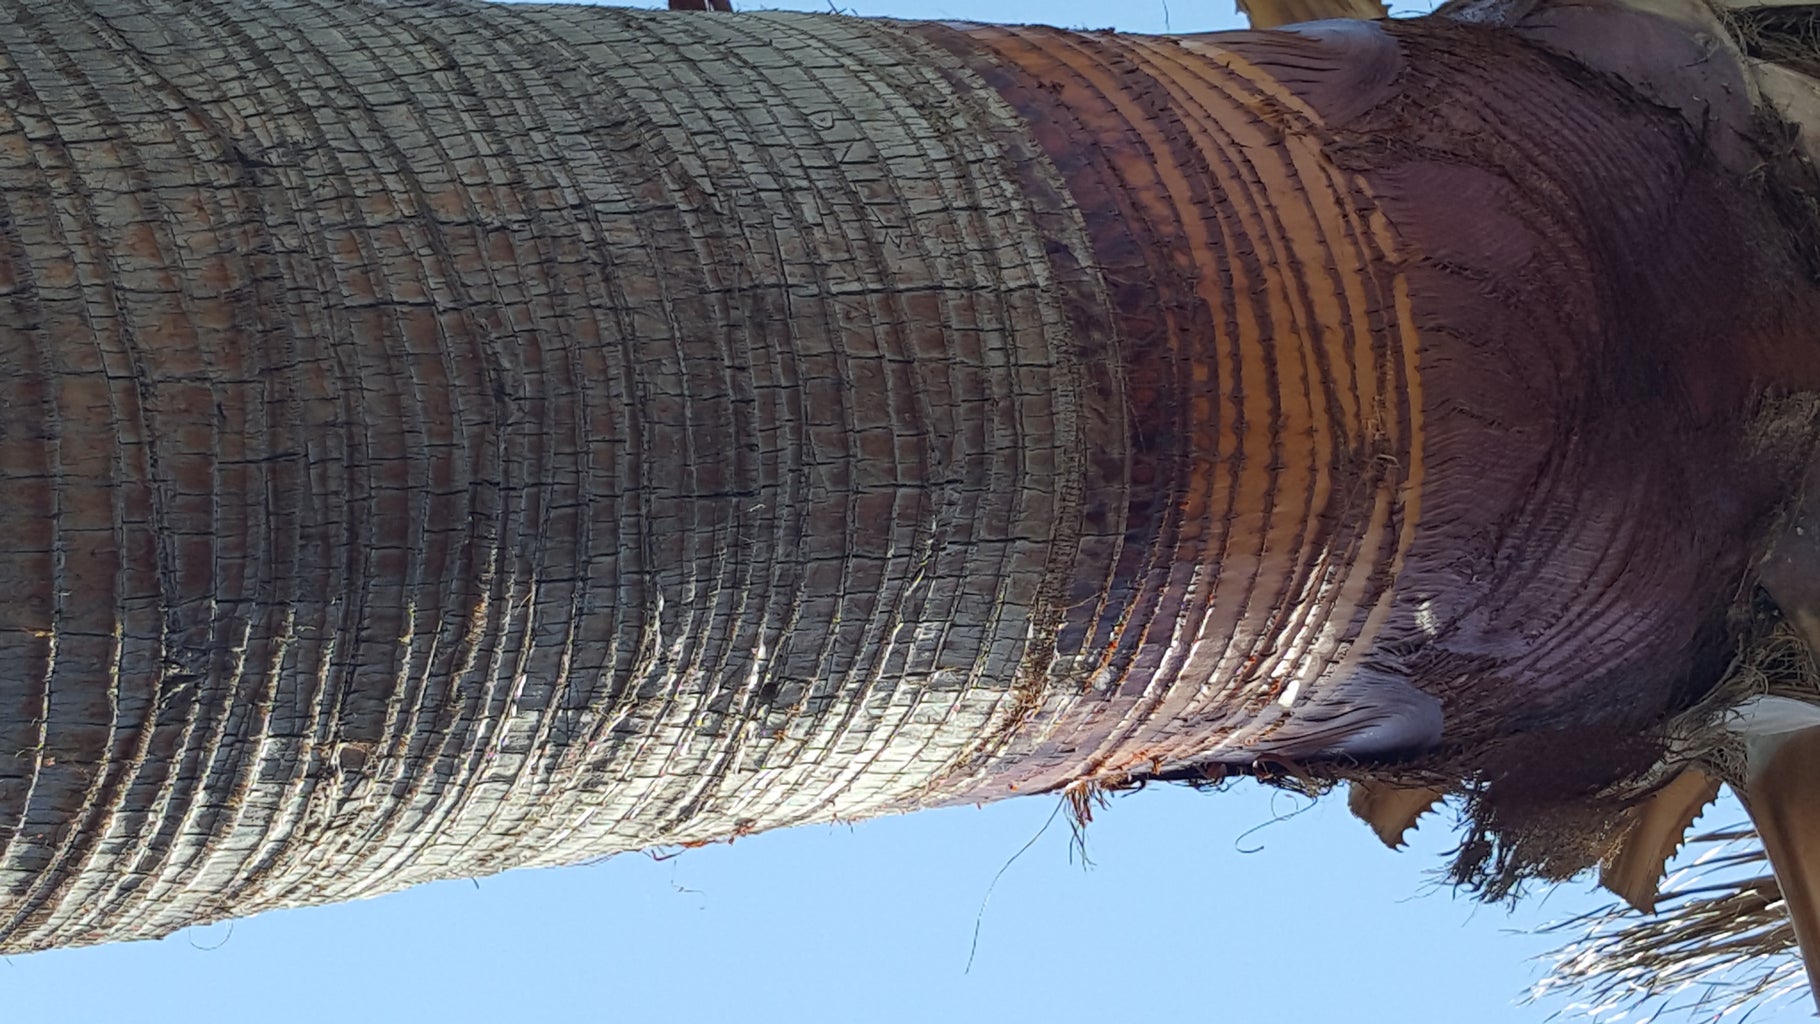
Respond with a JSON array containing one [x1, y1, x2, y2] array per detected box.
[[0, 0, 1816, 952]]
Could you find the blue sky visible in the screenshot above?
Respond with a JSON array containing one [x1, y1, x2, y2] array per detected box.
[[14, 781, 1806, 1023], [11, 1, 1812, 1022]]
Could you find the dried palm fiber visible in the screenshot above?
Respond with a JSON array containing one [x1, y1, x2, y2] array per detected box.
[[1723, 1, 1820, 79], [1536, 829, 1808, 1019]]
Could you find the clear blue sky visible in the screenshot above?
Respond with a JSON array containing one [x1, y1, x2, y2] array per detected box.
[[11, 2, 1812, 1022], [13, 782, 1805, 1022]]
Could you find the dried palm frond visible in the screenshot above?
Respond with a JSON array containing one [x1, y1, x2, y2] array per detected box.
[[1535, 826, 1809, 1021]]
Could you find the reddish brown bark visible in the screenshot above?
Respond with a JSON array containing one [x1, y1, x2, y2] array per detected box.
[[911, 23, 1430, 796], [912, 11, 1820, 801]]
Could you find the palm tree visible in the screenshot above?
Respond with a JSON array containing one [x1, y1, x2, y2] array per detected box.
[[2, 0, 1819, 1015]]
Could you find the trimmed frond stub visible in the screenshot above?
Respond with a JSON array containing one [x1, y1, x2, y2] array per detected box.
[[1347, 781, 1446, 849], [1236, 0, 1386, 29], [1727, 703, 1820, 1000], [1598, 769, 1721, 913]]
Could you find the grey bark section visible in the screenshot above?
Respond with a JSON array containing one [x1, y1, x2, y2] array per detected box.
[[0, 0, 1119, 949]]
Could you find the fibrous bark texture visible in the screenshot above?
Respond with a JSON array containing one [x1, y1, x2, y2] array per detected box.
[[0, 0, 1135, 948], [0, 0, 1816, 951]]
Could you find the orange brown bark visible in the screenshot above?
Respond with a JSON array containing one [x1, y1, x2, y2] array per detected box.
[[913, 12, 1820, 803], [911, 23, 1432, 798]]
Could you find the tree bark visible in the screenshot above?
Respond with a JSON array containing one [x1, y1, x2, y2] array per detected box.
[[0, 0, 1816, 952]]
